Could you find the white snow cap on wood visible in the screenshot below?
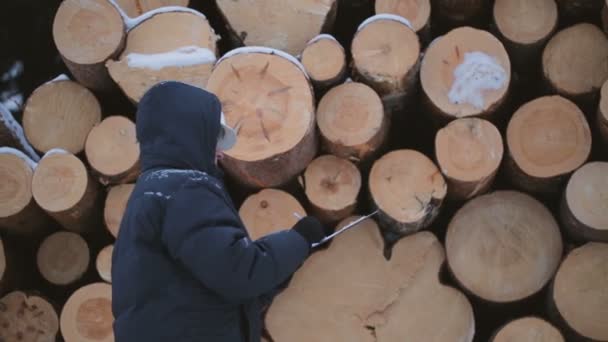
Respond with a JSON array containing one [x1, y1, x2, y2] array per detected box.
[[107, 0, 207, 31], [448, 51, 507, 109], [217, 46, 308, 77], [43, 148, 69, 158], [45, 74, 70, 85], [1, 61, 23, 82], [307, 33, 338, 45], [0, 147, 37, 169], [358, 14, 414, 31], [0, 103, 40, 162], [126, 46, 216, 70]]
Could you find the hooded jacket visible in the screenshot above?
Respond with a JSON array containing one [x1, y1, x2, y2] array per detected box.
[[111, 81, 310, 342]]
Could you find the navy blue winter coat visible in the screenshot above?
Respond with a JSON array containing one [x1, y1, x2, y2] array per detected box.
[[111, 81, 310, 342]]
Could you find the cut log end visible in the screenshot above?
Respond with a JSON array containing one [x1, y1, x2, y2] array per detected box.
[[492, 317, 564, 342], [599, 80, 608, 149], [96, 245, 113, 283], [107, 11, 217, 103], [552, 242, 608, 341], [113, 0, 190, 17], [506, 96, 591, 193], [446, 191, 563, 303], [37, 231, 90, 286], [52, 0, 125, 91], [316, 82, 388, 162], [300, 35, 346, 88], [542, 23, 608, 98], [421, 27, 511, 122], [352, 17, 420, 96], [85, 116, 140, 184], [208, 48, 316, 188], [562, 162, 608, 242], [435, 118, 503, 201], [267, 219, 474, 341], [23, 80, 101, 154], [493, 0, 557, 46], [375, 0, 431, 33], [0, 291, 59, 342], [370, 150, 447, 234], [303, 155, 361, 224], [60, 283, 114, 342], [239, 189, 306, 241], [104, 184, 135, 238]]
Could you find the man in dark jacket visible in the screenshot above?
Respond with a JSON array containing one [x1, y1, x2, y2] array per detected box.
[[111, 81, 325, 342]]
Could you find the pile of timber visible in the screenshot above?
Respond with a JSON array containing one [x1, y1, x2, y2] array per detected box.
[[0, 0, 607, 341]]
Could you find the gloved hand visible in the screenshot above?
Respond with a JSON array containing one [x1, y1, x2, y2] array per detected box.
[[292, 216, 325, 246]]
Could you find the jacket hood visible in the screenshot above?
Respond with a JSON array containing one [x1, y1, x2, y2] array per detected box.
[[136, 81, 222, 176]]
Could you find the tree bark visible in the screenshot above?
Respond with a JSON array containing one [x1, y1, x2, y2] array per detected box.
[[599, 80, 608, 150], [431, 0, 487, 30]]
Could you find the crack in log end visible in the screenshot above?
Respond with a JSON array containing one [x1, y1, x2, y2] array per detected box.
[[365, 325, 377, 340], [256, 109, 271, 142], [135, 0, 143, 15], [230, 64, 242, 81], [455, 46, 461, 59], [260, 62, 270, 78], [233, 116, 245, 136], [443, 59, 449, 65], [268, 86, 292, 97]]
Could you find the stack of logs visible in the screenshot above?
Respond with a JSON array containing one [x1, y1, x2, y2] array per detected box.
[[1, 0, 608, 341]]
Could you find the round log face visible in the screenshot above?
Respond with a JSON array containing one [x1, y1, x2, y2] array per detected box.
[[266, 218, 474, 342], [553, 243, 608, 341], [23, 81, 101, 154], [37, 231, 90, 286], [0, 292, 59, 342], [301, 36, 345, 83], [507, 96, 591, 179], [53, 0, 124, 65], [0, 153, 34, 219], [104, 184, 135, 238], [493, 317, 564, 342], [543, 23, 608, 97], [493, 0, 558, 45], [239, 189, 306, 241], [375, 0, 431, 32], [60, 283, 114, 342], [85, 116, 139, 179], [421, 27, 511, 119], [565, 162, 608, 238], [446, 191, 563, 303], [32, 153, 89, 214], [96, 245, 113, 283]]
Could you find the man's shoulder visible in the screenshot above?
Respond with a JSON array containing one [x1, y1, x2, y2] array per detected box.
[[141, 168, 225, 195]]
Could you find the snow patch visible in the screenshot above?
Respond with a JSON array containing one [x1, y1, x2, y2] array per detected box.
[[126, 46, 216, 70], [106, 0, 207, 31], [358, 14, 413, 31], [0, 147, 37, 169], [144, 191, 172, 200], [1, 92, 23, 112], [0, 103, 40, 162], [307, 34, 338, 45], [1, 61, 23, 82], [45, 74, 70, 84], [43, 148, 69, 158], [218, 47, 308, 78], [448, 51, 507, 110]]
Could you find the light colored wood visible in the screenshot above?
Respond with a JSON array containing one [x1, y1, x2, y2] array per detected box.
[[37, 231, 90, 286], [266, 218, 474, 342], [216, 0, 337, 55], [493, 0, 558, 68], [561, 162, 608, 242], [23, 80, 102, 154], [302, 155, 361, 224], [0, 291, 59, 342], [435, 118, 503, 201], [107, 10, 217, 103], [53, 0, 125, 91], [351, 15, 420, 114], [96, 245, 113, 283], [104, 184, 134, 238], [0, 150, 49, 235], [207, 48, 317, 189], [446, 191, 563, 303], [431, 0, 485, 26], [375, 0, 431, 34], [369, 149, 447, 235], [505, 96, 591, 194], [542, 23, 608, 102], [316, 82, 389, 163], [32, 152, 101, 233], [492, 317, 564, 342], [421, 26, 511, 123], [239, 189, 306, 241], [60, 282, 114, 342], [599, 80, 608, 149], [113, 0, 189, 17], [552, 242, 608, 341], [300, 35, 346, 91], [85, 116, 140, 185]]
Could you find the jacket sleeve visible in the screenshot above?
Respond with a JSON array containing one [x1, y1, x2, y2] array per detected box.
[[160, 181, 310, 302]]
